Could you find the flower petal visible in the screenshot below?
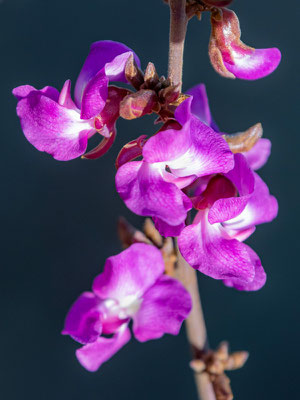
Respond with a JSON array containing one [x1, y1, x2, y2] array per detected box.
[[223, 172, 278, 230], [209, 9, 281, 80], [80, 70, 109, 120], [223, 245, 266, 291], [153, 217, 186, 238], [143, 98, 234, 177], [208, 154, 255, 224], [116, 161, 192, 227], [92, 243, 165, 303], [16, 90, 95, 160], [58, 80, 78, 110], [12, 84, 59, 101], [186, 84, 219, 130], [75, 40, 140, 107], [178, 210, 255, 282], [224, 47, 281, 81], [62, 292, 102, 345], [133, 275, 191, 342], [76, 324, 131, 372], [243, 138, 271, 170]]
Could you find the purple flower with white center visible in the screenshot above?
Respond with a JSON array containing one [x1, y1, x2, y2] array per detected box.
[[178, 153, 278, 291], [187, 83, 272, 170], [13, 41, 140, 161], [116, 97, 234, 237], [62, 243, 191, 371], [209, 8, 281, 80]]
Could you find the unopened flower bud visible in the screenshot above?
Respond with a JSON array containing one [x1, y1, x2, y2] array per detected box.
[[119, 89, 159, 120]]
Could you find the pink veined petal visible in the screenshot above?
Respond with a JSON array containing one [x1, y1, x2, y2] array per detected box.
[[153, 217, 186, 238], [80, 70, 109, 120], [58, 79, 78, 110], [133, 275, 192, 342], [186, 84, 216, 129], [16, 90, 96, 161], [62, 292, 102, 345], [208, 154, 255, 224], [223, 245, 266, 291], [243, 138, 271, 170], [76, 324, 131, 372], [143, 98, 234, 177], [74, 40, 140, 107], [116, 161, 192, 227], [12, 84, 59, 101], [92, 243, 165, 302], [224, 47, 281, 81], [178, 210, 255, 282], [222, 172, 278, 231]]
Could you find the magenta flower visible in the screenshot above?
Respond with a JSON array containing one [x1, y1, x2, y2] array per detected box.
[[178, 154, 278, 291], [62, 243, 191, 371], [209, 8, 281, 80], [13, 41, 140, 160], [187, 83, 272, 170], [116, 97, 234, 237]]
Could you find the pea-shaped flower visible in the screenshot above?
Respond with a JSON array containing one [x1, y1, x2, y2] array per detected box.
[[13, 41, 140, 160], [209, 8, 281, 80], [62, 243, 191, 371]]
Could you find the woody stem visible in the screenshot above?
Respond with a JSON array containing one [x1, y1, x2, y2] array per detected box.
[[168, 0, 188, 90], [168, 1, 216, 399]]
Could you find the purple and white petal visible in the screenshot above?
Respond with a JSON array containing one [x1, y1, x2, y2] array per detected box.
[[143, 98, 234, 177], [62, 292, 102, 345], [16, 90, 96, 160], [209, 8, 281, 80], [178, 210, 255, 282], [224, 47, 282, 81], [223, 173, 278, 231], [93, 243, 165, 303], [133, 275, 191, 342], [116, 161, 192, 228], [223, 245, 266, 291], [243, 138, 271, 170], [76, 324, 131, 372]]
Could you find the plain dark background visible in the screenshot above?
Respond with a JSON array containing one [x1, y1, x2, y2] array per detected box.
[[1, 0, 299, 398]]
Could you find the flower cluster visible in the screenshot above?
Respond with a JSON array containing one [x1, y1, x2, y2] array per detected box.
[[13, 3, 280, 372]]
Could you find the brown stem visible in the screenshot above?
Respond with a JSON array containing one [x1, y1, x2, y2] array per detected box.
[[175, 249, 216, 400], [168, 0, 188, 90], [167, 2, 216, 399]]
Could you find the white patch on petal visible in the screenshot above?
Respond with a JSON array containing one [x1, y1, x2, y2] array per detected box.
[[62, 108, 95, 139], [222, 205, 254, 230]]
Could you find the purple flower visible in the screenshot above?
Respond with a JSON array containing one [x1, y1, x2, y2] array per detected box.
[[209, 8, 281, 80], [62, 243, 191, 371], [116, 97, 234, 237], [178, 154, 278, 291], [187, 83, 272, 170], [13, 41, 140, 161]]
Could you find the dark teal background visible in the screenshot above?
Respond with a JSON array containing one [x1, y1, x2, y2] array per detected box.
[[1, 0, 299, 398]]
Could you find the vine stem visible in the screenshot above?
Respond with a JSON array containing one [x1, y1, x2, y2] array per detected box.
[[168, 1, 216, 399]]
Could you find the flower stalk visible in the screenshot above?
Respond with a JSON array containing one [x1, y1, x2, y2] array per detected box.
[[168, 1, 216, 398]]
